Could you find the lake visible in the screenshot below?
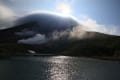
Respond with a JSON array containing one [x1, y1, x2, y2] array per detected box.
[[0, 56, 120, 80]]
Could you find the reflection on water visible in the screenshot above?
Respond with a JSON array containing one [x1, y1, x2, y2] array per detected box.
[[47, 56, 70, 80], [0, 56, 120, 80]]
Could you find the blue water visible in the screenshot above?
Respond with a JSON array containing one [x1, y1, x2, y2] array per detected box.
[[0, 56, 120, 80]]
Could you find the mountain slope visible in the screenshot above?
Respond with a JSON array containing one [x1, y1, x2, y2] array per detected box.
[[0, 30, 120, 57], [0, 13, 120, 58], [63, 33, 120, 57]]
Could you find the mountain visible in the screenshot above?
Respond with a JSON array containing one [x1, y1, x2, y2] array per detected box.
[[0, 13, 120, 59], [63, 32, 120, 57], [0, 13, 78, 43]]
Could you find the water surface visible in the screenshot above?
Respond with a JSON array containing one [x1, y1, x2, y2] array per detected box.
[[0, 56, 120, 80]]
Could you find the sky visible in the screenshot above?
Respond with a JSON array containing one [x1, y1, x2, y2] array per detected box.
[[0, 0, 120, 35]]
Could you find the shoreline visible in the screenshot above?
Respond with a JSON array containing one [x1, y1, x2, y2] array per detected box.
[[0, 54, 120, 62]]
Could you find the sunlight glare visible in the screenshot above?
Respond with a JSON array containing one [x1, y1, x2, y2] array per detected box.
[[56, 3, 72, 16]]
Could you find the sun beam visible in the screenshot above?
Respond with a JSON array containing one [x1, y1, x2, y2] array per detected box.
[[56, 3, 72, 16]]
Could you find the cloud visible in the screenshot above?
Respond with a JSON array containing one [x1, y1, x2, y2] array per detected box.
[[18, 34, 47, 44], [18, 17, 120, 45], [15, 12, 120, 45], [17, 20, 119, 45], [51, 28, 87, 40], [19, 10, 120, 35], [51, 17, 120, 40], [52, 27, 95, 40], [78, 18, 120, 35], [0, 4, 16, 29]]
